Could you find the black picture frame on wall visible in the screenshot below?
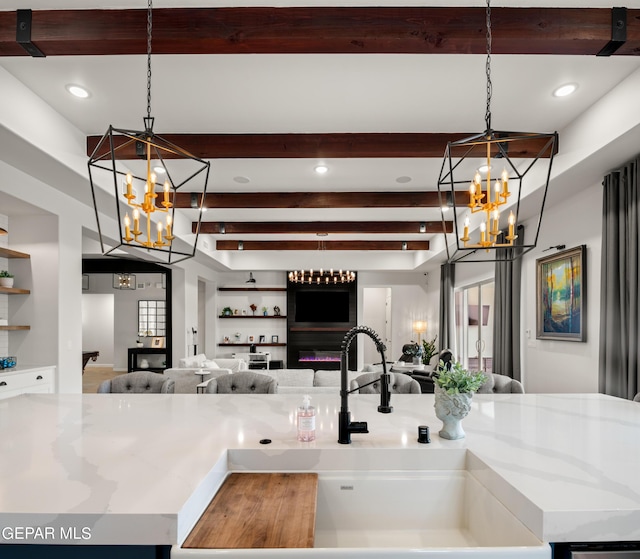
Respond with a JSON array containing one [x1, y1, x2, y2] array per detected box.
[[536, 245, 586, 342]]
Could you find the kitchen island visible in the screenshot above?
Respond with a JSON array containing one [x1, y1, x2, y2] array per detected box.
[[0, 392, 639, 557]]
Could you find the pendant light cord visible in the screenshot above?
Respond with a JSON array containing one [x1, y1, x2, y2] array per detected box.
[[146, 0, 153, 122], [484, 0, 492, 133]]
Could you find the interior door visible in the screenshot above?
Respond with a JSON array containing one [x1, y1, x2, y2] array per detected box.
[[455, 281, 494, 373]]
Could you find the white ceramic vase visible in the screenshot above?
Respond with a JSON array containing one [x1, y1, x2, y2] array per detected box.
[[434, 385, 473, 440], [0, 277, 14, 288]]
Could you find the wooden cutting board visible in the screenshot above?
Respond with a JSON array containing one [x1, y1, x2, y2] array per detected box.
[[182, 472, 318, 549]]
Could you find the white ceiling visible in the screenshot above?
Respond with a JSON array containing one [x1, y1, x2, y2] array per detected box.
[[1, 1, 640, 273]]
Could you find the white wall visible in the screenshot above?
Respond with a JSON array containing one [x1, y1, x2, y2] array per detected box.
[[520, 179, 602, 393], [82, 294, 115, 366], [362, 288, 388, 362]]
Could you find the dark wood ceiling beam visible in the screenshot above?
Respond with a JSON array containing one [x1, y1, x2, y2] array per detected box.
[[2, 8, 640, 57], [86, 132, 556, 160], [217, 240, 429, 251], [175, 191, 468, 209], [195, 220, 452, 235]]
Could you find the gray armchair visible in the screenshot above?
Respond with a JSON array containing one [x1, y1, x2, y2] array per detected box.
[[97, 371, 175, 394], [205, 371, 278, 394], [633, 393, 640, 402], [350, 372, 422, 394], [476, 373, 524, 394]]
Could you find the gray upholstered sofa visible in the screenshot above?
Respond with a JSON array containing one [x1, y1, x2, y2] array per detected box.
[[163, 354, 249, 393]]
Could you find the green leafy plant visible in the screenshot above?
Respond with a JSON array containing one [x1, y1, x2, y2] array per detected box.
[[421, 335, 437, 365], [0, 270, 14, 278], [435, 361, 486, 395], [222, 306, 233, 316]]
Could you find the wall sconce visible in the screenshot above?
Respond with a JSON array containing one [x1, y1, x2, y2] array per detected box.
[[113, 273, 136, 290]]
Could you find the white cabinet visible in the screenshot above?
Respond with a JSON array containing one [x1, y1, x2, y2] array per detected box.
[[0, 366, 55, 399]]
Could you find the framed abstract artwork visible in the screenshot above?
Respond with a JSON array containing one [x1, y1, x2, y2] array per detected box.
[[536, 245, 586, 341]]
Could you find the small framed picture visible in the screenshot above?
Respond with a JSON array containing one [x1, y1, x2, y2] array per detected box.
[[151, 336, 165, 348], [271, 335, 279, 343], [223, 336, 230, 343], [248, 335, 255, 343], [259, 335, 266, 343]]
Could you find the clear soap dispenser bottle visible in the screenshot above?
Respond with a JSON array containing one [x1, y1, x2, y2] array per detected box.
[[297, 395, 316, 442]]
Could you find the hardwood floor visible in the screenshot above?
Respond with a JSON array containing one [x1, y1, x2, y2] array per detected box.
[[83, 366, 122, 393]]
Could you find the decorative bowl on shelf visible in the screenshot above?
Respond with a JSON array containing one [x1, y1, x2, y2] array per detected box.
[[0, 356, 17, 370]]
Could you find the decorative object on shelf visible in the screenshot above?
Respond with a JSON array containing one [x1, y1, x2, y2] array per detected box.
[[151, 336, 165, 348], [234, 332, 241, 343], [437, 0, 557, 264], [113, 273, 136, 290], [248, 335, 255, 343], [222, 307, 233, 317], [234, 309, 239, 315], [136, 339, 144, 348], [273, 305, 281, 316], [0, 270, 14, 288], [262, 306, 268, 316], [139, 359, 150, 369], [421, 335, 438, 365], [246, 272, 256, 284], [259, 335, 266, 343], [434, 361, 486, 440], [223, 336, 230, 343], [272, 335, 279, 343], [0, 356, 17, 370], [536, 245, 586, 342], [87, 0, 210, 265], [250, 303, 257, 315]]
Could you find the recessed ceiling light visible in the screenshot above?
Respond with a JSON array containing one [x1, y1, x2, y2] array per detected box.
[[233, 176, 250, 184], [65, 84, 90, 99], [478, 164, 491, 173], [153, 165, 166, 175], [396, 176, 412, 184], [316, 232, 328, 237], [553, 83, 578, 98], [314, 165, 328, 175], [441, 206, 450, 213]]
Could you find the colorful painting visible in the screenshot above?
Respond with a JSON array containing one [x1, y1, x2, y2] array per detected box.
[[536, 245, 586, 341]]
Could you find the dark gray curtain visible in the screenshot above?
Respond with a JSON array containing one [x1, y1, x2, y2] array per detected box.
[[492, 225, 524, 381], [438, 263, 456, 355], [599, 157, 640, 399]]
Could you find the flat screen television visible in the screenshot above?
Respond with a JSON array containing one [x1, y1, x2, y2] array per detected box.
[[294, 290, 350, 323]]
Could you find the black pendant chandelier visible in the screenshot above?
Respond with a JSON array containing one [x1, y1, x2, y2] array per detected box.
[[88, 0, 210, 265], [437, 0, 558, 263]]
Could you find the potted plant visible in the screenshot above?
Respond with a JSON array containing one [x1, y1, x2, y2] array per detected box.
[[433, 360, 486, 440], [0, 270, 14, 288], [421, 335, 438, 365], [221, 306, 233, 317], [261, 306, 268, 316]]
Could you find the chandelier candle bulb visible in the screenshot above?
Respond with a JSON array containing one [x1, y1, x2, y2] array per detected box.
[[133, 209, 141, 235], [162, 180, 170, 207], [165, 215, 174, 240], [124, 214, 133, 242], [501, 168, 509, 196], [156, 222, 163, 246], [125, 173, 134, 200], [461, 217, 470, 242]]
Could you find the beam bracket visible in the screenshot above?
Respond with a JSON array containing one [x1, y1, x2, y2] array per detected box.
[[597, 7, 627, 56], [16, 10, 46, 58]]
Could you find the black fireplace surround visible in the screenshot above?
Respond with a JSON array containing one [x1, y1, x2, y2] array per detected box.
[[287, 279, 357, 371]]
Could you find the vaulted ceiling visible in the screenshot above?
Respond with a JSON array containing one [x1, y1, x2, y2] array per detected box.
[[1, 1, 640, 273]]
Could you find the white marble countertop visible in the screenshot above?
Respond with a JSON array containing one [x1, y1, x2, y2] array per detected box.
[[0, 392, 639, 546]]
